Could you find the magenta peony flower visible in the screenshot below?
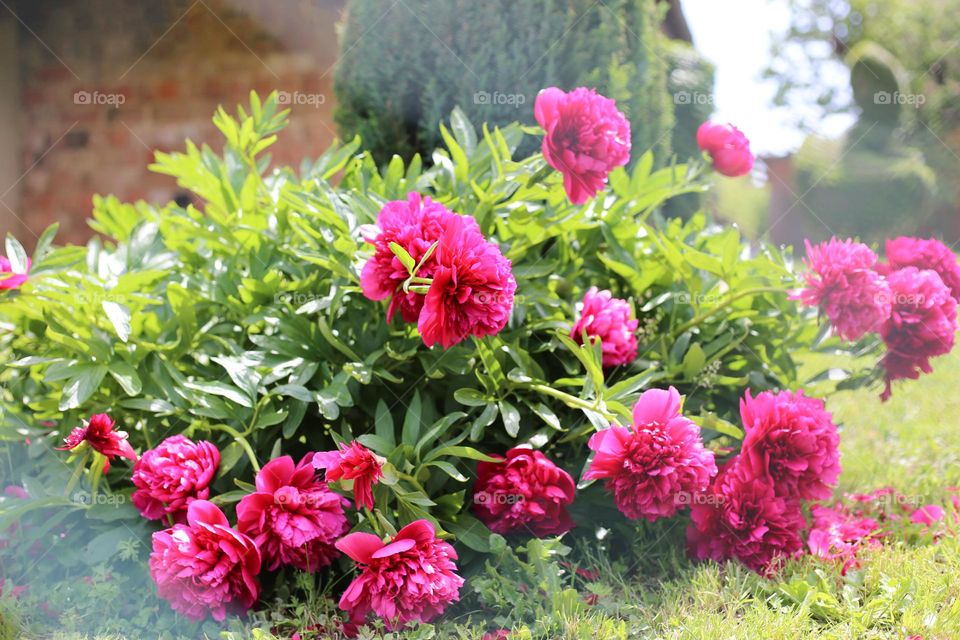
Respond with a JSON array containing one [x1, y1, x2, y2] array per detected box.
[[879, 267, 957, 400], [56, 413, 137, 471], [570, 287, 639, 367], [473, 447, 576, 537], [131, 435, 220, 522], [149, 500, 261, 622], [534, 87, 631, 204], [739, 389, 841, 501], [686, 458, 806, 575], [237, 453, 349, 572], [337, 519, 463, 630], [910, 504, 945, 526], [313, 441, 384, 511], [417, 213, 516, 348], [696, 121, 754, 177], [883, 236, 960, 302], [360, 193, 462, 323], [584, 387, 717, 521], [0, 256, 30, 291], [796, 237, 893, 341], [807, 502, 881, 574]]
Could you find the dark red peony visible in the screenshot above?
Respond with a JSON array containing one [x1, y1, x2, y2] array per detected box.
[[56, 413, 137, 471], [313, 441, 384, 511]]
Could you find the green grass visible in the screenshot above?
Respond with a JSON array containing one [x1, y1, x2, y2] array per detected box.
[[11, 352, 960, 639]]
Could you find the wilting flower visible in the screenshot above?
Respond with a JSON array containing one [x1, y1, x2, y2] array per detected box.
[[686, 458, 806, 575], [313, 441, 384, 511], [149, 500, 261, 622], [417, 213, 516, 348], [56, 413, 137, 471], [696, 121, 754, 177], [883, 236, 960, 302], [0, 256, 30, 291], [473, 447, 576, 536], [534, 87, 631, 204], [739, 389, 841, 501], [807, 502, 881, 574], [337, 519, 463, 630], [359, 193, 461, 323], [879, 267, 957, 400], [237, 454, 349, 572], [584, 387, 717, 521], [571, 287, 639, 367], [796, 238, 892, 341], [132, 435, 220, 522]]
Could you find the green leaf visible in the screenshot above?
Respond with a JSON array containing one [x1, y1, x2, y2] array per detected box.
[[444, 514, 492, 552], [425, 445, 498, 464], [388, 241, 416, 273], [401, 390, 422, 444], [4, 234, 29, 274], [60, 365, 109, 411], [108, 362, 143, 396], [454, 388, 489, 407], [498, 399, 521, 437], [375, 399, 396, 447], [184, 380, 253, 408], [101, 301, 132, 343]]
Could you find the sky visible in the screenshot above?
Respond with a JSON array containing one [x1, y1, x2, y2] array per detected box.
[[681, 0, 857, 156]]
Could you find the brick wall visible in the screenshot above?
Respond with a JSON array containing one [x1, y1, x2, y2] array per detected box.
[[5, 0, 346, 248]]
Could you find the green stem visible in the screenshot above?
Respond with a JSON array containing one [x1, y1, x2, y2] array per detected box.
[[527, 383, 615, 421], [363, 506, 385, 538], [63, 450, 91, 498], [211, 424, 261, 473], [672, 286, 784, 336], [396, 471, 427, 494]]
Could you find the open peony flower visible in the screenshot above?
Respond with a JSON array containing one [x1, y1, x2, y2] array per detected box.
[[313, 441, 384, 511], [237, 453, 349, 572], [336, 519, 463, 630], [473, 447, 576, 536], [584, 387, 717, 521], [417, 213, 516, 348], [882, 236, 960, 302], [132, 435, 220, 522], [534, 87, 631, 204], [686, 458, 806, 575], [879, 267, 957, 401], [149, 500, 261, 622], [0, 256, 30, 291], [807, 503, 881, 574], [696, 121, 754, 177], [56, 413, 137, 471], [571, 287, 639, 367], [796, 238, 892, 341], [360, 193, 461, 323], [739, 389, 841, 501]]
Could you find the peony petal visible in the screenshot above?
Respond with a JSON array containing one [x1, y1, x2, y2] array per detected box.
[[371, 538, 416, 558], [186, 500, 229, 528], [335, 532, 384, 563]]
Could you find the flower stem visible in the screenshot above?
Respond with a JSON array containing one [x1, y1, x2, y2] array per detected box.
[[211, 424, 261, 473], [672, 286, 785, 336], [526, 383, 615, 422]]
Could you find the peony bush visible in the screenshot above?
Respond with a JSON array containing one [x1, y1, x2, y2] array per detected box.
[[0, 92, 955, 636]]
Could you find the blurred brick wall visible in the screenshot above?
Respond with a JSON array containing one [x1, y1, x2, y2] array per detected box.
[[5, 0, 346, 248]]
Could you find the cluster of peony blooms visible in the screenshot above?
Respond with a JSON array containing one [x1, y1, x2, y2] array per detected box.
[[797, 236, 960, 400]]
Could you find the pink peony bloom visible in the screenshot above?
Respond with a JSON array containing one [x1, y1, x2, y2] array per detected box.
[[570, 287, 639, 367], [313, 441, 384, 511], [879, 267, 957, 401], [696, 121, 754, 177], [336, 519, 463, 630], [417, 213, 516, 348], [237, 453, 349, 572], [910, 504, 945, 526], [56, 413, 137, 471], [883, 236, 960, 302], [534, 87, 631, 205], [360, 193, 461, 323], [131, 435, 220, 522], [0, 256, 30, 291], [149, 500, 261, 622], [739, 389, 841, 501], [584, 387, 717, 521], [807, 503, 881, 574], [796, 238, 892, 341], [686, 458, 806, 575], [473, 447, 576, 537]]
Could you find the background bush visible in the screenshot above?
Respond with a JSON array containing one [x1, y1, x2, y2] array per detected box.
[[334, 0, 676, 165]]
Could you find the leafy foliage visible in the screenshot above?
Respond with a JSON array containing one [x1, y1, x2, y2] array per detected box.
[[0, 92, 834, 635]]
